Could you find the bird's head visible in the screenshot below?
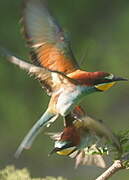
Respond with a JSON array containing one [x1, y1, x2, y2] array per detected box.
[[50, 126, 80, 156], [69, 70, 128, 91], [92, 72, 128, 91]]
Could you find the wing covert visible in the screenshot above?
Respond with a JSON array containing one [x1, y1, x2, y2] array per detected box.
[[22, 0, 79, 74]]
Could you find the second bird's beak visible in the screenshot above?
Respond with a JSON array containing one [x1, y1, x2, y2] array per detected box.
[[95, 76, 128, 91], [49, 147, 60, 155]]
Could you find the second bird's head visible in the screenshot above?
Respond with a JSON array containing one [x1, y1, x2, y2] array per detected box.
[[50, 126, 80, 156], [68, 70, 128, 92]]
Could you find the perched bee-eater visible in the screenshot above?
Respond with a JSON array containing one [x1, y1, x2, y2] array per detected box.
[[0, 0, 127, 157], [49, 108, 121, 168]]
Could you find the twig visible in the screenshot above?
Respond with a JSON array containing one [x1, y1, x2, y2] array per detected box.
[[96, 160, 124, 180]]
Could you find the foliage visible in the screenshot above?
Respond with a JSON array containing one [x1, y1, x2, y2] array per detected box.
[[0, 166, 67, 180], [118, 130, 129, 169]]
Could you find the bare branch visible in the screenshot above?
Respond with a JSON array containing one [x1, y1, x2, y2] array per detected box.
[[96, 160, 124, 180]]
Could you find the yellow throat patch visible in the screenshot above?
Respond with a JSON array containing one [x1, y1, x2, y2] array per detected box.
[[56, 147, 75, 156], [95, 82, 116, 91]]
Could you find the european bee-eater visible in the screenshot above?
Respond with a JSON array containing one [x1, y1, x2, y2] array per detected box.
[[0, 0, 127, 157], [49, 109, 121, 168]]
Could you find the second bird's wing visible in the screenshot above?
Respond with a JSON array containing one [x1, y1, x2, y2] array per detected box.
[[75, 114, 121, 151], [70, 146, 106, 168]]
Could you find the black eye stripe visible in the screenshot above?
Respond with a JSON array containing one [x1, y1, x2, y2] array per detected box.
[[93, 78, 113, 85]]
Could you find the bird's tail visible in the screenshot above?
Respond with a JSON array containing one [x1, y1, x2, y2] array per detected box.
[[15, 109, 58, 158]]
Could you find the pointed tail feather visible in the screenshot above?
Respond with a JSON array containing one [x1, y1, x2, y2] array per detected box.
[[15, 109, 58, 158]]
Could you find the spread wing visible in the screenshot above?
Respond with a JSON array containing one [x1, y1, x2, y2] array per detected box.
[[70, 106, 121, 151], [70, 147, 106, 168], [74, 114, 121, 151], [0, 47, 78, 94], [22, 0, 79, 74]]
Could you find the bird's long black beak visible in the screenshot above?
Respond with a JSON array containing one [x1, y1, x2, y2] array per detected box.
[[48, 147, 59, 156], [113, 76, 128, 82]]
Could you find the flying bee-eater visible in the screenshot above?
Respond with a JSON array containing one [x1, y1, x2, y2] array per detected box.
[[49, 108, 121, 168], [0, 0, 127, 157]]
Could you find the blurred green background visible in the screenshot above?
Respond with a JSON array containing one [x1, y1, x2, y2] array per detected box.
[[0, 0, 129, 179]]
